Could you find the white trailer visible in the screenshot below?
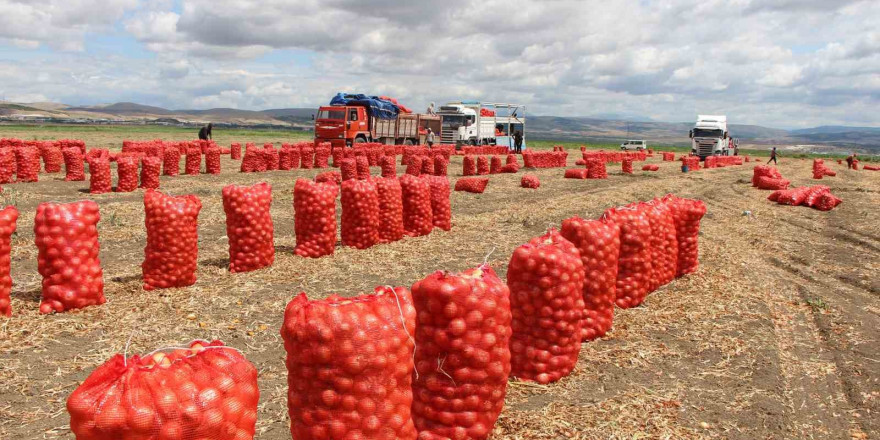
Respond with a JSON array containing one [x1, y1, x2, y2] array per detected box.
[[690, 115, 733, 159], [438, 101, 526, 149]]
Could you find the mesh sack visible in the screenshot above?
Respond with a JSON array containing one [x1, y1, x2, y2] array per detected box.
[[508, 229, 584, 384], [281, 287, 417, 440], [411, 266, 511, 440], [231, 142, 242, 160], [560, 216, 620, 341], [314, 148, 330, 168], [489, 156, 502, 174], [0, 149, 16, 183], [331, 148, 344, 168], [477, 156, 490, 175], [222, 182, 275, 273], [315, 170, 342, 185], [289, 149, 301, 169], [400, 174, 433, 237], [356, 156, 370, 179], [88, 156, 112, 194], [642, 164, 659, 171], [381, 155, 397, 178], [163, 148, 181, 176], [340, 159, 358, 181], [777, 186, 812, 206], [293, 179, 338, 258], [63, 148, 85, 182], [506, 154, 519, 167], [663, 195, 707, 277], [521, 174, 540, 189], [814, 193, 842, 211], [602, 206, 653, 308], [427, 176, 452, 231], [35, 201, 105, 313], [803, 186, 831, 208], [755, 176, 790, 190], [341, 178, 380, 249], [240, 148, 265, 173], [142, 190, 202, 290], [264, 149, 280, 171], [185, 148, 201, 175], [454, 177, 489, 193], [463, 156, 477, 176], [406, 157, 423, 177], [751, 166, 781, 186], [622, 158, 634, 174], [67, 340, 259, 440], [421, 156, 434, 176], [565, 168, 588, 179], [140, 157, 161, 190], [377, 177, 405, 244], [500, 163, 520, 173], [205, 148, 221, 174], [15, 147, 40, 182], [587, 159, 608, 178], [642, 200, 678, 290], [116, 157, 139, 193], [278, 149, 293, 170], [300, 148, 314, 169], [0, 206, 18, 316], [42, 147, 63, 173], [433, 156, 448, 176]]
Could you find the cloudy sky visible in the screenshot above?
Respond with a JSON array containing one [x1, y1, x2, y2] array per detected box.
[[0, 0, 877, 128]]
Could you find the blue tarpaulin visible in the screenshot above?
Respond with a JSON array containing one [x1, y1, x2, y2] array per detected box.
[[329, 93, 400, 120]]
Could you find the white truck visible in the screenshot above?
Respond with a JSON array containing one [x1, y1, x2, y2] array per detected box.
[[437, 101, 525, 149], [689, 115, 734, 159]]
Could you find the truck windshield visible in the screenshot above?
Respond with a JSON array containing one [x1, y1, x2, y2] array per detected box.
[[693, 129, 723, 138], [442, 115, 465, 129], [317, 109, 345, 120]]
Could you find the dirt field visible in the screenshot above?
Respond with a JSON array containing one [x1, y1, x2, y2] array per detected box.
[[0, 146, 877, 439]]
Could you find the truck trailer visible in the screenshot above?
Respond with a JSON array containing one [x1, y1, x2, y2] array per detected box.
[[314, 97, 440, 149], [437, 101, 526, 149]]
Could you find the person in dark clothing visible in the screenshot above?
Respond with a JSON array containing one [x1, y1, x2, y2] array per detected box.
[[846, 153, 857, 169], [767, 146, 778, 165], [198, 123, 213, 141], [513, 130, 523, 154]]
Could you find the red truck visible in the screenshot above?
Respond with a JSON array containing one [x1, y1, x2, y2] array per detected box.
[[314, 105, 441, 149]]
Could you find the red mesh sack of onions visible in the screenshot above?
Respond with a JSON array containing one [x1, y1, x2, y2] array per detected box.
[[288, 148, 301, 170], [314, 147, 330, 168], [622, 158, 634, 174], [565, 168, 588, 179], [63, 147, 85, 182], [67, 340, 259, 440], [35, 201, 105, 314], [0, 149, 16, 183], [42, 146, 63, 173], [454, 177, 489, 193], [602, 205, 653, 308], [463, 156, 477, 176], [560, 216, 620, 341], [222, 182, 274, 273], [421, 156, 434, 176], [802, 186, 831, 208], [410, 266, 512, 440], [777, 186, 812, 206], [814, 192, 842, 211], [0, 206, 18, 317], [377, 177, 404, 244], [185, 147, 201, 175], [116, 156, 140, 193], [281, 287, 418, 440], [645, 200, 679, 289], [340, 159, 357, 181], [433, 156, 448, 176], [356, 156, 370, 179], [341, 178, 380, 249], [400, 174, 433, 237], [140, 157, 161, 190], [231, 142, 242, 160], [406, 156, 423, 176], [315, 170, 342, 185], [240, 148, 264, 173], [205, 148, 221, 174], [642, 164, 659, 172], [427, 176, 452, 231], [278, 148, 292, 170], [521, 174, 540, 189], [587, 159, 608, 178], [88, 155, 112, 194], [300, 148, 314, 169], [263, 148, 279, 171], [381, 155, 397, 177], [15, 147, 40, 182], [508, 229, 584, 384], [663, 195, 707, 277], [294, 179, 338, 258], [163, 148, 181, 176], [477, 156, 490, 175], [142, 190, 202, 290], [331, 148, 343, 168], [489, 156, 502, 174], [506, 154, 519, 167]]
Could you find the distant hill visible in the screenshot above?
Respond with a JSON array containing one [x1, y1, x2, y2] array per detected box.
[[70, 102, 173, 115]]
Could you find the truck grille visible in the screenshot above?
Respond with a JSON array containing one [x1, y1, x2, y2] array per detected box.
[[697, 142, 715, 157], [441, 128, 455, 144]]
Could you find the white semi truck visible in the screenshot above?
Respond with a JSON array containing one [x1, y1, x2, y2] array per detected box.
[[690, 115, 735, 159], [438, 101, 525, 149]]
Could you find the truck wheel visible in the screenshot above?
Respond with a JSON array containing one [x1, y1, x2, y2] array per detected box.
[[469, 139, 477, 146], [404, 139, 414, 146], [354, 136, 366, 144]]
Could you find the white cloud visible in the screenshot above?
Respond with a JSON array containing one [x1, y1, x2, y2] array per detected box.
[[0, 0, 137, 50]]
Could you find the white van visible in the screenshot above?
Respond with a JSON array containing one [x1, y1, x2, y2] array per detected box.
[[621, 140, 647, 151]]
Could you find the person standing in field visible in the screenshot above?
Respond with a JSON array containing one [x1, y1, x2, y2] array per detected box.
[[514, 130, 524, 154], [767, 146, 778, 165], [198, 123, 213, 141], [426, 128, 435, 147], [846, 153, 857, 169], [426, 102, 436, 116]]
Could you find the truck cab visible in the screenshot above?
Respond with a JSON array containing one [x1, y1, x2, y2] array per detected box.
[[690, 115, 732, 159], [314, 105, 370, 149], [438, 101, 526, 149]]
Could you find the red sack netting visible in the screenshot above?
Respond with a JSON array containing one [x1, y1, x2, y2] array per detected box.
[[142, 190, 202, 290], [67, 340, 259, 440], [521, 174, 540, 189], [490, 156, 502, 174], [315, 170, 342, 185], [663, 195, 707, 277], [523, 151, 568, 168], [279, 148, 293, 170], [116, 157, 139, 193], [281, 287, 417, 440], [294, 179, 338, 258], [769, 185, 843, 211], [140, 157, 161, 190], [642, 164, 659, 172], [314, 147, 330, 168], [411, 266, 511, 440], [602, 205, 653, 308], [644, 200, 678, 289], [42, 147, 63, 173], [231, 142, 242, 159], [0, 206, 18, 317], [400, 174, 433, 237], [680, 156, 700, 171], [802, 186, 831, 208], [88, 155, 112, 194], [289, 149, 301, 169], [421, 156, 434, 176], [864, 165, 880, 171], [240, 148, 266, 173], [508, 229, 584, 384], [341, 178, 380, 249], [185, 147, 201, 175], [264, 148, 280, 171], [63, 147, 85, 181], [381, 155, 397, 178], [454, 177, 489, 193], [377, 177, 405, 243], [506, 154, 519, 167], [777, 186, 812, 206], [587, 159, 608, 178], [427, 176, 451, 231], [0, 149, 16, 184], [500, 163, 520, 173], [565, 168, 588, 179], [35, 201, 105, 313], [622, 158, 634, 174], [340, 158, 357, 181], [814, 192, 843, 211], [662, 152, 676, 161], [406, 156, 423, 177], [752, 165, 782, 186], [163, 147, 181, 176], [477, 156, 490, 175], [15, 147, 40, 182], [433, 156, 448, 176], [755, 176, 790, 190], [561, 217, 620, 341], [222, 182, 274, 273], [356, 156, 370, 179], [463, 155, 477, 176], [205, 148, 221, 174]]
